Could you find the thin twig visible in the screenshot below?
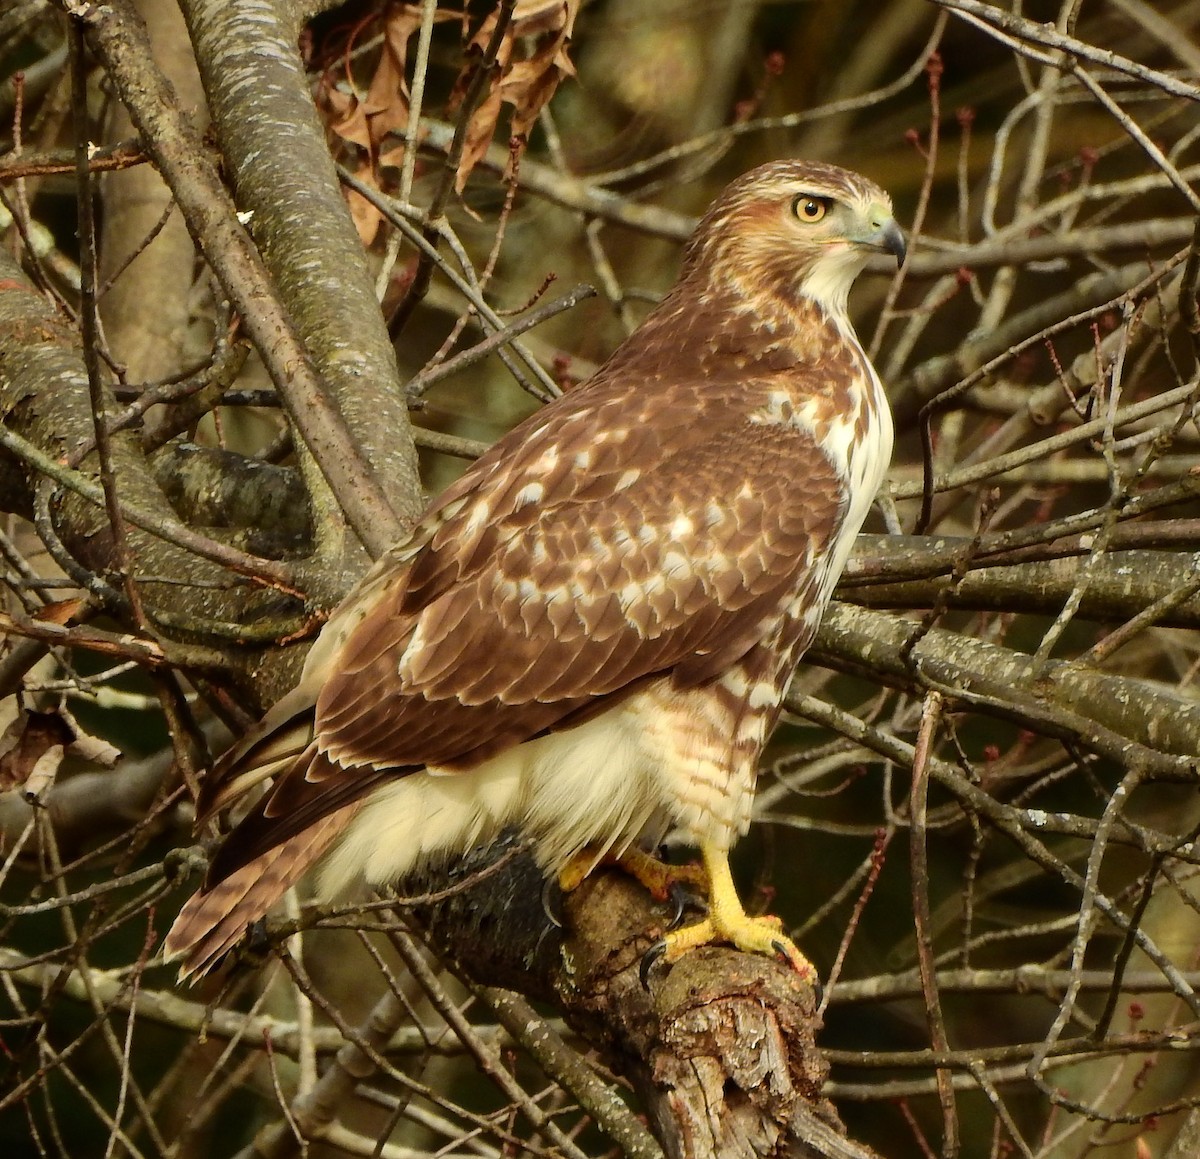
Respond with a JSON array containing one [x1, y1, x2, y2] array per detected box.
[[909, 691, 959, 1158], [405, 282, 595, 398], [931, 0, 1200, 100], [389, 0, 516, 336]]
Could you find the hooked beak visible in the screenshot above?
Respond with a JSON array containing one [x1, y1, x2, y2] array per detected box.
[[865, 217, 907, 266]]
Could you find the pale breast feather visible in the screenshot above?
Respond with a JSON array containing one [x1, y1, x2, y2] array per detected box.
[[813, 325, 893, 601]]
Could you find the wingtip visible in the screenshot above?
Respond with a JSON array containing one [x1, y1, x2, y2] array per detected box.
[[163, 893, 241, 983]]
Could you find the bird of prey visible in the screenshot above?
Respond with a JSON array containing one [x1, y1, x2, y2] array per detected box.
[[166, 159, 905, 981]]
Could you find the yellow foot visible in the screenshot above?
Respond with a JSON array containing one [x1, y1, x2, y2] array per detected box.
[[557, 845, 707, 902], [640, 841, 819, 987], [656, 913, 817, 982]]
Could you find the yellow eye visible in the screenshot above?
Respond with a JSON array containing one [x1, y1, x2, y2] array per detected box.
[[793, 196, 828, 223]]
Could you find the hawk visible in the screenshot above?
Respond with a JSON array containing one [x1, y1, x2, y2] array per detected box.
[[166, 160, 905, 981]]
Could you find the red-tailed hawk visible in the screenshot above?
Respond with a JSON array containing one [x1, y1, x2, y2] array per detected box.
[[166, 160, 905, 980]]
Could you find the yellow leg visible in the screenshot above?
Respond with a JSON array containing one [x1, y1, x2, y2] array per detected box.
[[657, 841, 818, 983], [557, 845, 707, 900]]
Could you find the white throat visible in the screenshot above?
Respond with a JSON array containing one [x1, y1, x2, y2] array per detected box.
[[797, 246, 870, 317]]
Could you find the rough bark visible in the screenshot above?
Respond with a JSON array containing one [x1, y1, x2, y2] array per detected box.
[[98, 0, 207, 386], [811, 602, 1200, 773], [415, 841, 879, 1159], [178, 0, 423, 530], [73, 0, 411, 563], [846, 543, 1200, 628], [0, 248, 306, 703]]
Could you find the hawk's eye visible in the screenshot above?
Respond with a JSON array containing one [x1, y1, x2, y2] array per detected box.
[[793, 196, 829, 223]]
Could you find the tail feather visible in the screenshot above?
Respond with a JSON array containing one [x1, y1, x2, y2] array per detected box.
[[164, 804, 359, 980]]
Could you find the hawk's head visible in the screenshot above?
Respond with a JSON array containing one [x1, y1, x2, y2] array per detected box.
[[682, 160, 906, 319]]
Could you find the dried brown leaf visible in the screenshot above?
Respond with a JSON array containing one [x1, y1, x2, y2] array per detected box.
[[501, 30, 575, 141], [345, 172, 386, 246], [520, 0, 577, 34], [452, 0, 579, 194], [58, 705, 121, 768], [36, 598, 86, 626], [324, 5, 453, 243], [0, 708, 74, 794]]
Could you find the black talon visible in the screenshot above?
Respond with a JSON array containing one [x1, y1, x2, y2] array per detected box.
[[541, 877, 564, 930], [665, 882, 706, 929], [639, 940, 668, 990], [666, 884, 685, 929], [768, 938, 824, 1002]]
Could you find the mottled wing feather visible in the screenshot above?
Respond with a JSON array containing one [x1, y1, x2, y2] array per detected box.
[[314, 383, 846, 773], [195, 376, 850, 889], [168, 157, 901, 977]]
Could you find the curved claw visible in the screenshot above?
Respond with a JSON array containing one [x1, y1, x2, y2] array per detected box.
[[666, 882, 706, 929], [770, 937, 821, 990], [666, 882, 686, 928], [541, 877, 564, 930], [639, 939, 668, 990]]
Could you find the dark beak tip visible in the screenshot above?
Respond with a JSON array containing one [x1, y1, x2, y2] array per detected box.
[[885, 222, 907, 266]]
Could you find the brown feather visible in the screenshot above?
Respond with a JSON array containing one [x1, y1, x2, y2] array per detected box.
[[166, 158, 901, 977], [164, 804, 360, 979]]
